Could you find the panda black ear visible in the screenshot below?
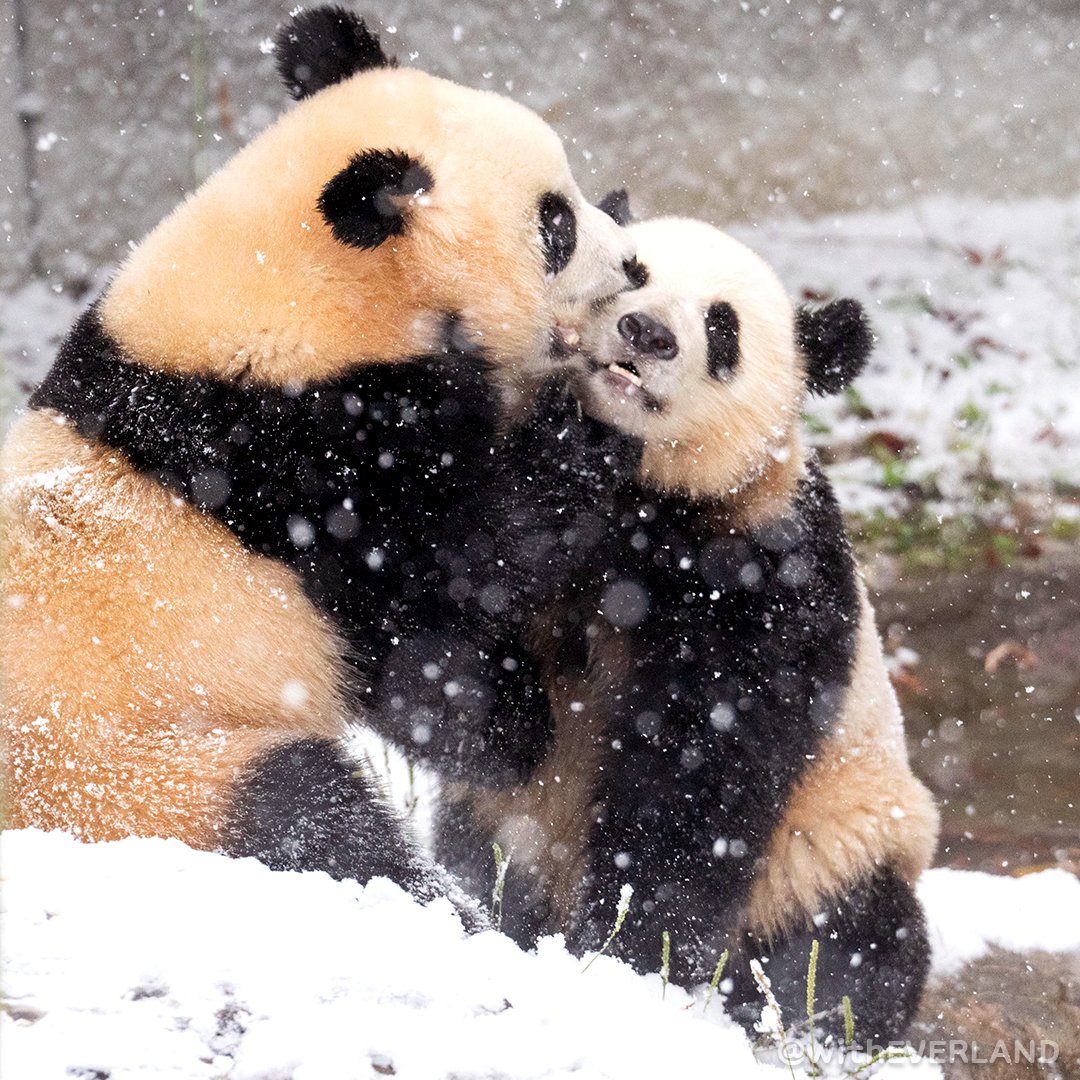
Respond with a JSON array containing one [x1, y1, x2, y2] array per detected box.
[[596, 189, 633, 227], [275, 5, 393, 100], [318, 150, 433, 250], [797, 298, 874, 396]]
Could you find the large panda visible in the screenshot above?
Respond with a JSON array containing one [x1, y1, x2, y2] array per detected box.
[[438, 207, 939, 1040], [0, 7, 639, 903]]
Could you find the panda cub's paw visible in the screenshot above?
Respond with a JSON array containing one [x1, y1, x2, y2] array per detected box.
[[372, 629, 555, 787], [491, 379, 640, 592], [518, 378, 643, 495]]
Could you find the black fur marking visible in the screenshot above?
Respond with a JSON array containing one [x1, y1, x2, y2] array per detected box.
[[375, 632, 558, 787], [705, 300, 740, 379], [622, 255, 649, 290], [724, 865, 930, 1044], [596, 188, 632, 227], [221, 737, 486, 931], [432, 799, 497, 906], [797, 297, 873, 396], [31, 310, 640, 786], [433, 798, 555, 944], [565, 464, 859, 982], [275, 6, 392, 100], [318, 150, 433, 250], [374, 383, 642, 785], [538, 192, 578, 276], [223, 738, 425, 884], [448, 460, 861, 982]]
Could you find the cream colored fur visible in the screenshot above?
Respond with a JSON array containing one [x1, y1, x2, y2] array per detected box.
[[102, 67, 632, 388], [572, 218, 806, 502], [1, 412, 346, 844]]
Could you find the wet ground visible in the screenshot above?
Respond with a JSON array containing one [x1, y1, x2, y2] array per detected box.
[[914, 947, 1080, 1080], [869, 548, 1080, 1078], [869, 544, 1080, 876]]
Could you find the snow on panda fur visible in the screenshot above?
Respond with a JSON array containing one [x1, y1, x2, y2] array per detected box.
[[437, 205, 939, 1042], [0, 7, 640, 908]]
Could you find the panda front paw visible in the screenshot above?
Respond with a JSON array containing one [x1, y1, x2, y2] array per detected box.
[[474, 380, 638, 602], [516, 378, 643, 499]]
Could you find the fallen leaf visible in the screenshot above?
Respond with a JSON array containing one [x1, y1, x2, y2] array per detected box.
[[984, 639, 1039, 674]]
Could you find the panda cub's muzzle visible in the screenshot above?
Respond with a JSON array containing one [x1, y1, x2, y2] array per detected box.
[[616, 311, 679, 364], [571, 307, 675, 413]]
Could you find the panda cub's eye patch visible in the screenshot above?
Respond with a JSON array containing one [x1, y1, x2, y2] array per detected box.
[[537, 192, 577, 276], [705, 301, 740, 380]]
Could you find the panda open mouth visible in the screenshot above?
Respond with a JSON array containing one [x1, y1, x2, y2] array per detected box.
[[575, 355, 663, 415], [605, 359, 643, 388]]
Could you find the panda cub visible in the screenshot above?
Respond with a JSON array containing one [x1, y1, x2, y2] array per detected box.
[[439, 206, 938, 1042]]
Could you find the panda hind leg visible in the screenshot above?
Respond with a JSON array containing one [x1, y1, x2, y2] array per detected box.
[[725, 865, 930, 1047], [223, 738, 486, 931], [434, 795, 552, 948]]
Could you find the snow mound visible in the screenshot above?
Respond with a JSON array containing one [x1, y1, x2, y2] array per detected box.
[[918, 865, 1080, 975], [1, 829, 777, 1080], [737, 195, 1080, 517], [5, 830, 1079, 1079]]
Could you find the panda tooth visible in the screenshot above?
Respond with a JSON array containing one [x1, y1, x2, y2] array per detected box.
[[607, 362, 643, 388]]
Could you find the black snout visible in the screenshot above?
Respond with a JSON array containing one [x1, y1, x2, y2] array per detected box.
[[617, 312, 678, 360]]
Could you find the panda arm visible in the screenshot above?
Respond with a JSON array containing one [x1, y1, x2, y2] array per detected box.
[[369, 627, 554, 785], [367, 381, 641, 785], [441, 384, 641, 783], [452, 381, 643, 630]]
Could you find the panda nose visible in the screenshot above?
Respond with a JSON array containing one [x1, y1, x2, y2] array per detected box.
[[617, 312, 679, 360]]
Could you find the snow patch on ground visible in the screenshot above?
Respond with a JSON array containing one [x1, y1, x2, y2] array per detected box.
[[4, 829, 1080, 1080], [739, 196, 1080, 518], [1, 829, 779, 1080], [918, 866, 1080, 975]]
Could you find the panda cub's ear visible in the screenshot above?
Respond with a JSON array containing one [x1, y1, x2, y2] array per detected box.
[[275, 5, 394, 100], [596, 189, 633, 227], [318, 149, 433, 250], [797, 298, 874, 397]]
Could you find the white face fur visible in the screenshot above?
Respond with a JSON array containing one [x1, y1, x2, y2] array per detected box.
[[568, 217, 807, 493]]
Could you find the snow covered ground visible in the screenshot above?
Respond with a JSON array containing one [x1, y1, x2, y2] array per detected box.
[[730, 195, 1080, 520], [3, 195, 1078, 527], [3, 828, 1079, 1080]]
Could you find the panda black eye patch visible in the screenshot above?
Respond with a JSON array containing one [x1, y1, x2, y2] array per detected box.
[[705, 301, 740, 379], [537, 192, 577, 276]]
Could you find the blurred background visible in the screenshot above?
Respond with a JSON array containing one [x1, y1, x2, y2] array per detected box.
[[2, 0, 1079, 281], [1, 0, 1078, 1011]]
